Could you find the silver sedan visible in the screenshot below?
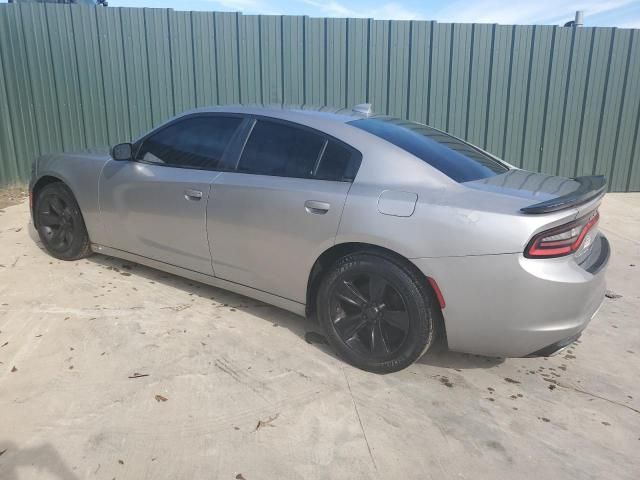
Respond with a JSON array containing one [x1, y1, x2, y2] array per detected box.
[[29, 105, 609, 373]]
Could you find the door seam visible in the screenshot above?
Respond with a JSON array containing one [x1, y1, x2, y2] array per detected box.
[[333, 181, 356, 246], [96, 159, 112, 244], [205, 171, 224, 276]]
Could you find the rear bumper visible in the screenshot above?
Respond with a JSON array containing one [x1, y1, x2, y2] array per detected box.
[[412, 233, 609, 357]]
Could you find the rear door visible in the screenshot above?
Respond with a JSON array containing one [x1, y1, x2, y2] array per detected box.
[[207, 118, 361, 303], [99, 115, 243, 275]]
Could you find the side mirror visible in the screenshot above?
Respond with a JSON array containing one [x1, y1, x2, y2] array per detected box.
[[111, 143, 133, 161]]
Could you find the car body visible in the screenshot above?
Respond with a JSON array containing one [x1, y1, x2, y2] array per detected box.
[[29, 104, 609, 371]]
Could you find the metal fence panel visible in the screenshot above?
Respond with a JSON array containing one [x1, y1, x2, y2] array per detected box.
[[282, 16, 305, 105], [326, 17, 347, 109], [0, 5, 38, 181], [502, 24, 533, 168], [0, 4, 638, 191], [145, 8, 173, 125], [96, 6, 130, 145], [0, 32, 16, 183], [596, 29, 631, 188], [406, 21, 432, 124], [346, 18, 368, 109], [214, 12, 240, 105], [622, 32, 640, 191], [71, 5, 109, 149], [304, 17, 325, 106], [46, 4, 85, 152], [447, 23, 472, 139], [20, 4, 63, 157]]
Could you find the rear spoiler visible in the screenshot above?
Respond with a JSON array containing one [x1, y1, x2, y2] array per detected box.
[[520, 175, 607, 214]]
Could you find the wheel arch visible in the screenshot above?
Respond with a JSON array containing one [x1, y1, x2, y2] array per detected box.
[[31, 175, 86, 233], [306, 242, 443, 313], [306, 241, 448, 352], [31, 175, 66, 227]]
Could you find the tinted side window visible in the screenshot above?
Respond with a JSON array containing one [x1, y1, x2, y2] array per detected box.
[[138, 116, 242, 169], [349, 118, 508, 182], [238, 121, 325, 178], [315, 141, 360, 181]]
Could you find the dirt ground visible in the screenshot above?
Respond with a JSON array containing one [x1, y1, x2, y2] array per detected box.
[[0, 184, 28, 210], [0, 194, 639, 480]]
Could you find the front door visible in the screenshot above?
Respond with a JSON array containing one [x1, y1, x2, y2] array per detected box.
[[207, 119, 361, 303], [99, 115, 244, 275]]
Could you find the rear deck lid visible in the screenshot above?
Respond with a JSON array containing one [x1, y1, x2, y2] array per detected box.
[[465, 170, 606, 214]]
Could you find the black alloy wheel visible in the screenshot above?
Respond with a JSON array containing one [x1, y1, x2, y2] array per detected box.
[[330, 272, 410, 358], [39, 193, 75, 252], [35, 182, 92, 260], [317, 252, 438, 373]]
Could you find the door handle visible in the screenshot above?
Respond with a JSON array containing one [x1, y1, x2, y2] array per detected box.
[[184, 189, 203, 201], [305, 200, 330, 215]]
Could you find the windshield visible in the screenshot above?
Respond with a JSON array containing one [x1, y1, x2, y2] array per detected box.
[[349, 117, 509, 182]]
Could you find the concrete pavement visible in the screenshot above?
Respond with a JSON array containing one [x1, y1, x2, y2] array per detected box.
[[0, 194, 638, 479]]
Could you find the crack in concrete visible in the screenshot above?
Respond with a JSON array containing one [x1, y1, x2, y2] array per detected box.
[[343, 368, 377, 471], [558, 382, 640, 415]]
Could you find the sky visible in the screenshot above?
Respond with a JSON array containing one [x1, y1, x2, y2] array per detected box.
[[97, 0, 640, 28], [0, 0, 638, 27]]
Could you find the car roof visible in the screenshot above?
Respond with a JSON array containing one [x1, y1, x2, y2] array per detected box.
[[180, 104, 369, 125]]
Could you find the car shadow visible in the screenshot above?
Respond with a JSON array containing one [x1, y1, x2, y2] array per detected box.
[[88, 253, 505, 370], [0, 441, 80, 480], [28, 222, 504, 371], [29, 222, 329, 353], [418, 349, 504, 370], [85, 252, 340, 361]]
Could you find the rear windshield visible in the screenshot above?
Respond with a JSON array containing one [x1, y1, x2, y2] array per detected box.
[[349, 117, 508, 182]]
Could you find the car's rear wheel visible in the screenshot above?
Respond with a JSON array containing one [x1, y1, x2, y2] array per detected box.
[[35, 182, 92, 261], [317, 252, 437, 373]]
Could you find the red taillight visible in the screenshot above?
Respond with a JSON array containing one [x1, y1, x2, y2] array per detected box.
[[525, 210, 599, 258]]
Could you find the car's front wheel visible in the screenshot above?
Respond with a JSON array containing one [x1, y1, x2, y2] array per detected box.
[[35, 182, 92, 261], [317, 252, 438, 373]]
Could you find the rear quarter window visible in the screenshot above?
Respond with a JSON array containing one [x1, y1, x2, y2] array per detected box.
[[236, 119, 362, 182], [315, 141, 361, 182], [349, 118, 508, 182], [238, 120, 325, 178]]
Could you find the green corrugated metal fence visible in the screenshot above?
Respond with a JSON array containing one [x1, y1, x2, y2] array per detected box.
[[0, 4, 639, 190]]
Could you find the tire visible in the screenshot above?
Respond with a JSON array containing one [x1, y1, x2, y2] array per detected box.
[[317, 252, 437, 373], [35, 182, 92, 261]]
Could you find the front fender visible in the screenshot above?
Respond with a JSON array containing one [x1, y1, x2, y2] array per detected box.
[[31, 152, 111, 245]]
